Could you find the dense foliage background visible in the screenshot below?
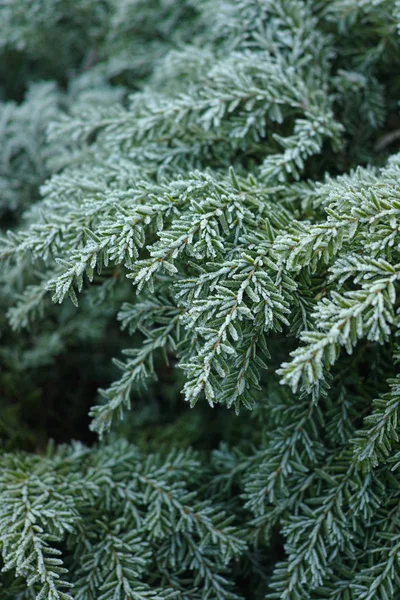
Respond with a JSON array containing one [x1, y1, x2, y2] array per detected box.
[[3, 0, 400, 598]]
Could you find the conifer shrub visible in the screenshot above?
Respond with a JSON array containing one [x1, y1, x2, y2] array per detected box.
[[3, 0, 400, 598]]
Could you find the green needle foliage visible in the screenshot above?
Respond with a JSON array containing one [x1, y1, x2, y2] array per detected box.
[[3, 0, 400, 598]]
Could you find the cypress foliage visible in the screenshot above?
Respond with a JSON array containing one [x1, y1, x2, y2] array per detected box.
[[3, 0, 400, 598]]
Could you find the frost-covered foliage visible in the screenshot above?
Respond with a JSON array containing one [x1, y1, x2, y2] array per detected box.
[[3, 0, 400, 598], [0, 441, 248, 600]]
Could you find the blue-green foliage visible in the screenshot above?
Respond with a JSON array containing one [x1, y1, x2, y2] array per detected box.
[[0, 442, 246, 599], [3, 0, 400, 598]]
